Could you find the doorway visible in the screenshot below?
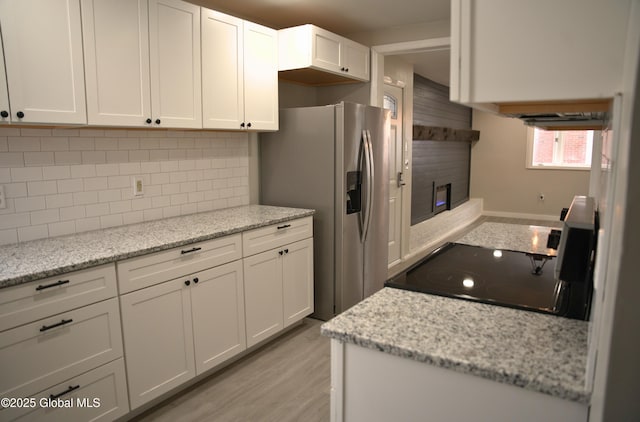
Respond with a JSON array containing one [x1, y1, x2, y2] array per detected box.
[[384, 83, 404, 266]]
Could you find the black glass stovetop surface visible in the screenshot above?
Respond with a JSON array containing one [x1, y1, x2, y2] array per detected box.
[[385, 242, 567, 315]]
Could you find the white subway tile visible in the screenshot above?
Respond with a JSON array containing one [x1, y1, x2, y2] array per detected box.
[[152, 196, 170, 208], [60, 205, 86, 221], [11, 167, 43, 182], [107, 175, 129, 189], [145, 185, 162, 197], [180, 203, 197, 215], [122, 211, 143, 225], [178, 138, 195, 149], [227, 197, 246, 208], [195, 159, 211, 170], [18, 225, 48, 242], [96, 163, 120, 176], [100, 214, 123, 229], [48, 221, 76, 237], [0, 168, 10, 183], [70, 137, 96, 151], [95, 138, 119, 151], [76, 217, 100, 233], [30, 209, 59, 225], [8, 136, 40, 151], [0, 228, 18, 245], [73, 191, 98, 206], [46, 193, 73, 209], [118, 138, 139, 150], [140, 161, 161, 174], [27, 180, 58, 196], [196, 180, 212, 191], [52, 129, 80, 137], [41, 138, 69, 151], [162, 205, 180, 218], [0, 138, 7, 152], [170, 193, 188, 206], [140, 138, 160, 149], [151, 172, 170, 185], [5, 183, 27, 198], [178, 160, 195, 171], [188, 191, 204, 203], [0, 212, 30, 229], [180, 182, 197, 193], [0, 152, 25, 167], [196, 201, 214, 213], [86, 203, 110, 217], [84, 177, 108, 191], [202, 169, 218, 179], [187, 170, 203, 182], [132, 197, 152, 211], [106, 150, 129, 163], [212, 198, 228, 210], [24, 152, 55, 166], [119, 162, 141, 175], [110, 200, 131, 214], [212, 158, 226, 169], [218, 169, 233, 179], [70, 164, 97, 179], [234, 186, 249, 197], [204, 190, 219, 201], [186, 149, 204, 159], [129, 150, 149, 162], [170, 171, 187, 184], [57, 178, 84, 193], [81, 151, 106, 164], [98, 189, 122, 203], [21, 128, 51, 137], [232, 167, 248, 177], [162, 183, 180, 195], [158, 138, 178, 149], [15, 196, 46, 212], [42, 165, 71, 180], [149, 150, 169, 161], [54, 151, 82, 165], [0, 127, 20, 136], [80, 129, 105, 137], [219, 188, 234, 199], [143, 208, 163, 221], [212, 179, 227, 189], [168, 150, 186, 160]]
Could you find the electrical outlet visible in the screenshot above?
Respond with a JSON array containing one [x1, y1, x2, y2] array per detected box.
[[132, 177, 144, 196], [0, 185, 6, 209]]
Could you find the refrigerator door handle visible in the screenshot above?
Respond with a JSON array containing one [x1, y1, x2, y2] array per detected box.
[[362, 130, 375, 243], [358, 131, 366, 242]]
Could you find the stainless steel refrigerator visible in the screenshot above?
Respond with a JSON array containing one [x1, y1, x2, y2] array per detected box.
[[260, 102, 389, 320]]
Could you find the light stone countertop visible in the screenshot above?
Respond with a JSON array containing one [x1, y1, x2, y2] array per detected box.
[[321, 287, 589, 404], [0, 205, 314, 289], [456, 222, 558, 256]]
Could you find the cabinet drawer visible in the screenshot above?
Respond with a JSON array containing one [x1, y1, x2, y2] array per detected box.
[[117, 234, 242, 294], [1, 358, 129, 422], [242, 217, 313, 257], [0, 264, 117, 333], [0, 298, 123, 400]]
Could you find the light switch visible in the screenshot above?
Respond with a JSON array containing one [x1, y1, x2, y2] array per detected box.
[[132, 177, 144, 196], [0, 185, 5, 209]]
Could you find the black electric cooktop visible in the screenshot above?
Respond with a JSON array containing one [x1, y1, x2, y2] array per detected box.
[[385, 242, 567, 316]]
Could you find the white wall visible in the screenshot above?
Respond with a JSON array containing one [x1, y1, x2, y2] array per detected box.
[[470, 111, 590, 218], [0, 127, 249, 245]]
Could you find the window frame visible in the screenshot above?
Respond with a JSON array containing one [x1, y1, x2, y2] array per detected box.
[[525, 127, 597, 171]]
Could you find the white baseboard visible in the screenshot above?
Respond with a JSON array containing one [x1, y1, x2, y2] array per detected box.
[[482, 210, 560, 221]]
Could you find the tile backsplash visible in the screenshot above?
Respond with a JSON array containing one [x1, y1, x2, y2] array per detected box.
[[0, 127, 250, 245]]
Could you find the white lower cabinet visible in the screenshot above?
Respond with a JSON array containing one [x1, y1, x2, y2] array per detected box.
[[120, 258, 246, 409], [244, 237, 314, 347], [2, 359, 129, 422]]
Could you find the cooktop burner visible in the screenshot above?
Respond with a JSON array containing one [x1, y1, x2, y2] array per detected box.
[[385, 243, 567, 316]]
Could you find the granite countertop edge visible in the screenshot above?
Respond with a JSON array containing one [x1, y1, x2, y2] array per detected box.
[[0, 205, 315, 289], [320, 325, 589, 404]]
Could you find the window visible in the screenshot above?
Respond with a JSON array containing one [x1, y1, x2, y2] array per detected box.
[[526, 128, 595, 170]]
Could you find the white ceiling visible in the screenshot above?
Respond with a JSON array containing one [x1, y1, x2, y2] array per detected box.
[[190, 0, 452, 85]]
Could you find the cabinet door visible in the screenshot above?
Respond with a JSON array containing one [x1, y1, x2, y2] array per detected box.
[[342, 40, 370, 82], [243, 250, 283, 347], [149, 0, 202, 128], [0, 37, 9, 123], [201, 9, 244, 130], [120, 279, 195, 410], [191, 260, 246, 374], [243, 21, 278, 131], [311, 27, 342, 72], [82, 0, 151, 126], [282, 238, 314, 327], [0, 0, 86, 124]]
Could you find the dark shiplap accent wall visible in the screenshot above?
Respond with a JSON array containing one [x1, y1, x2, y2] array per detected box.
[[411, 75, 473, 225], [413, 74, 472, 130]]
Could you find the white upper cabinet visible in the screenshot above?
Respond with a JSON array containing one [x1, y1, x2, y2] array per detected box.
[[0, 0, 87, 124], [82, 0, 151, 126], [450, 0, 630, 106], [278, 24, 370, 84], [202, 9, 278, 131], [149, 0, 201, 128], [0, 39, 9, 123], [82, 0, 201, 128]]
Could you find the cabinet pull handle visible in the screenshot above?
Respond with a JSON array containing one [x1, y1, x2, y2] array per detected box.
[[185, 280, 191, 286], [146, 118, 152, 124], [155, 119, 161, 125], [240, 122, 245, 128], [49, 385, 80, 400], [193, 277, 199, 284], [277, 224, 291, 230], [181, 247, 202, 255], [35, 279, 70, 291], [0, 110, 8, 118], [40, 318, 73, 332], [16, 111, 25, 118], [284, 249, 289, 254], [247, 122, 252, 128], [279, 250, 284, 256]]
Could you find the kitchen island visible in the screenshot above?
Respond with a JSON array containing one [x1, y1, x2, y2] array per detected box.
[[321, 287, 589, 421]]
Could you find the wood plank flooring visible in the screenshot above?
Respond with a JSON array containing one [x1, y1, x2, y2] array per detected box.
[[131, 318, 330, 422]]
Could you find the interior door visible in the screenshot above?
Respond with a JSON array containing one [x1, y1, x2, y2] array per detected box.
[[384, 84, 404, 266]]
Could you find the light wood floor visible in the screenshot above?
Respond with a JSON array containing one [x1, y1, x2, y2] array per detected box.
[[131, 318, 330, 422]]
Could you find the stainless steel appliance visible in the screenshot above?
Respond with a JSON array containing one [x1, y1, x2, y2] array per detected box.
[[260, 102, 389, 320]]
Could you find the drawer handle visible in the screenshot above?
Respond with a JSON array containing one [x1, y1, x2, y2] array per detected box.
[[277, 224, 291, 230], [35, 279, 70, 291], [49, 384, 80, 400], [40, 318, 73, 332], [181, 247, 202, 255]]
